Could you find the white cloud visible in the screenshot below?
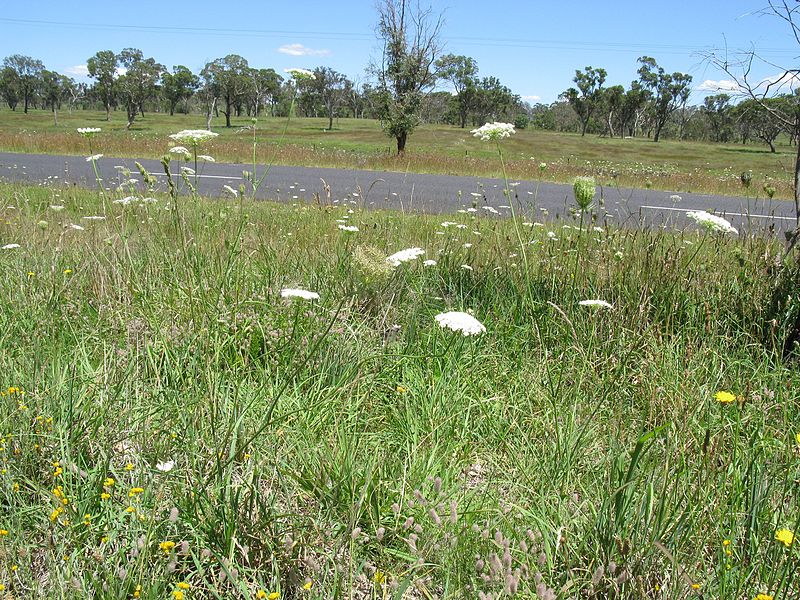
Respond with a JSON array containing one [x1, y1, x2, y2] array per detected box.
[[65, 64, 89, 77], [696, 79, 741, 92], [522, 95, 541, 102], [757, 71, 800, 92], [278, 43, 330, 57]]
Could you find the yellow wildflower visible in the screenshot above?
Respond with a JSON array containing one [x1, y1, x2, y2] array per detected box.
[[691, 583, 701, 590], [103, 477, 114, 487], [10, 565, 16, 572], [396, 385, 407, 393], [125, 463, 134, 471], [159, 540, 176, 555], [775, 528, 795, 547], [714, 391, 736, 404], [374, 570, 386, 584], [754, 594, 773, 600], [172, 592, 184, 600], [125, 506, 136, 514], [12, 483, 19, 492], [269, 593, 280, 600], [256, 592, 268, 599], [133, 585, 141, 598], [0, 529, 7, 536], [128, 487, 144, 498], [0, 584, 5, 592], [101, 492, 111, 501], [795, 432, 800, 446], [63, 269, 72, 275], [176, 582, 190, 590], [302, 580, 312, 591]]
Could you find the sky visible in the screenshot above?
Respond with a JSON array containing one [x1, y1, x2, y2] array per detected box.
[[0, 0, 797, 104]]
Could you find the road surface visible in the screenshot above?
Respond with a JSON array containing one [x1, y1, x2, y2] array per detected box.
[[0, 151, 795, 234]]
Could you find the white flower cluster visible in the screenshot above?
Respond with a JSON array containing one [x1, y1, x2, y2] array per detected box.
[[280, 288, 320, 301], [169, 146, 192, 159], [386, 247, 425, 267], [77, 127, 101, 137], [686, 210, 738, 235], [168, 129, 219, 146], [578, 299, 613, 309], [85, 154, 103, 162], [434, 311, 486, 336], [470, 122, 516, 141]]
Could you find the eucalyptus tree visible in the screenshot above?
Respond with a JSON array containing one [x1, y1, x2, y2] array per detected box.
[[560, 66, 607, 136], [373, 0, 443, 154], [308, 66, 349, 129], [116, 48, 165, 129], [636, 56, 692, 142], [435, 54, 479, 128], [162, 66, 200, 115], [87, 50, 118, 120], [40, 70, 75, 125], [0, 66, 21, 110], [201, 55, 250, 127], [2, 54, 44, 113], [247, 67, 282, 117]]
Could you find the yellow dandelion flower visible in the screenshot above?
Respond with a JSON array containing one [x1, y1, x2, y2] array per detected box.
[[374, 570, 386, 584], [125, 463, 134, 471], [125, 506, 136, 514], [103, 477, 114, 487], [302, 580, 312, 591], [795, 432, 800, 446], [176, 582, 190, 590], [754, 594, 773, 600], [0, 584, 5, 592], [722, 539, 731, 546], [101, 492, 111, 500], [0, 529, 8, 536], [10, 565, 16, 572], [691, 583, 701, 590], [269, 593, 280, 600], [159, 540, 176, 555], [128, 487, 144, 498], [714, 391, 736, 404], [12, 483, 19, 492], [172, 592, 184, 600], [63, 269, 72, 275], [256, 592, 268, 599], [396, 385, 407, 393], [775, 528, 795, 547]]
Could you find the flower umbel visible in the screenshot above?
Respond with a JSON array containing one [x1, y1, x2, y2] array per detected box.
[[578, 299, 612, 309], [686, 210, 738, 235], [168, 129, 219, 147], [573, 176, 596, 211], [471, 121, 515, 141], [435, 311, 486, 336], [386, 247, 425, 267], [280, 288, 320, 301]]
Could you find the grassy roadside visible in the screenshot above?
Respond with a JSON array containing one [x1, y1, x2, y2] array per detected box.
[[0, 109, 795, 200], [0, 181, 798, 598]]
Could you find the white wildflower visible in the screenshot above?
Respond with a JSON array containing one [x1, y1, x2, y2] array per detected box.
[[114, 196, 136, 206], [386, 247, 425, 267], [423, 259, 437, 267], [168, 129, 219, 146], [338, 225, 359, 233], [82, 216, 106, 221], [68, 224, 85, 231], [686, 210, 738, 235], [670, 195, 682, 202], [281, 288, 320, 301], [1, 243, 20, 250], [435, 311, 486, 336], [77, 127, 101, 136], [578, 299, 613, 309], [471, 122, 516, 141], [86, 154, 104, 162], [49, 205, 65, 211], [197, 155, 215, 162], [461, 264, 473, 271], [169, 146, 192, 159], [181, 166, 195, 176], [155, 460, 175, 473], [483, 206, 499, 214], [222, 185, 238, 197]]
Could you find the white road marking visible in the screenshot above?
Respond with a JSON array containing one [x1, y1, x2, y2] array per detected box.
[[149, 172, 243, 181], [640, 205, 795, 221]]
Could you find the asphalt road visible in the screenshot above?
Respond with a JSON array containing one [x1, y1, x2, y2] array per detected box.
[[0, 151, 796, 234]]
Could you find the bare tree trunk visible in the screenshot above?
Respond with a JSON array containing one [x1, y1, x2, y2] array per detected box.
[[206, 97, 216, 131], [396, 132, 407, 154], [52, 106, 58, 127]]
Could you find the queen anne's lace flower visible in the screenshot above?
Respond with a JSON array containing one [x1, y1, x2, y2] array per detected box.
[[386, 247, 425, 267], [435, 311, 486, 336], [86, 154, 104, 162], [280, 288, 320, 301], [168, 130, 219, 146], [338, 225, 359, 233], [578, 299, 613, 309], [471, 122, 516, 141], [686, 210, 738, 235], [573, 176, 596, 210], [1, 243, 20, 250], [77, 127, 101, 136], [169, 146, 192, 159]]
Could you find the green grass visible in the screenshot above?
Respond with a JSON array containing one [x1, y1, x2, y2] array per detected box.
[[0, 177, 798, 599], [0, 108, 795, 200]]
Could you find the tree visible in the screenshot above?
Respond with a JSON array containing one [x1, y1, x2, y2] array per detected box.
[[162, 66, 199, 116], [560, 66, 607, 136], [734, 97, 786, 153], [435, 54, 479, 128], [618, 82, 650, 137], [0, 66, 21, 110], [701, 93, 733, 142], [116, 49, 164, 129], [706, 2, 800, 232], [40, 70, 73, 125], [2, 54, 44, 114], [306, 67, 349, 129], [373, 0, 442, 154], [246, 68, 282, 117], [637, 56, 692, 142], [473, 76, 518, 125], [87, 50, 118, 121], [599, 85, 624, 137], [201, 55, 250, 127]]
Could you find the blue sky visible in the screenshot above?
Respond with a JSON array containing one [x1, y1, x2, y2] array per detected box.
[[0, 1, 796, 104]]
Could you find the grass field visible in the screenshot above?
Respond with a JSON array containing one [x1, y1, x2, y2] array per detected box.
[[0, 175, 799, 598], [0, 108, 796, 200]]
